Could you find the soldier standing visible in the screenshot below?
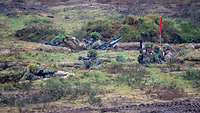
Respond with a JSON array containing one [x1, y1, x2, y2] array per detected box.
[[154, 45, 164, 64], [138, 43, 155, 64], [163, 44, 173, 62]]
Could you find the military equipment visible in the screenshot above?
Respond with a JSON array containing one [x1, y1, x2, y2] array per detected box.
[[84, 37, 97, 49], [78, 50, 101, 69], [24, 65, 56, 80], [79, 56, 101, 69], [84, 34, 121, 50], [96, 37, 121, 50]]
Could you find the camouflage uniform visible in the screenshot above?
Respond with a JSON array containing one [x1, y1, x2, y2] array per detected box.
[[163, 44, 174, 62], [80, 50, 101, 69], [154, 45, 164, 64], [23, 64, 55, 80], [138, 43, 155, 64]]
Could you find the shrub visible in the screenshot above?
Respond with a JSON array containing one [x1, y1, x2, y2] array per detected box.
[[76, 15, 200, 43], [42, 77, 101, 101], [74, 20, 117, 40], [89, 32, 102, 40], [115, 64, 148, 88], [116, 55, 127, 63], [0, 67, 26, 83], [88, 91, 102, 106], [183, 69, 200, 87], [120, 25, 140, 42]]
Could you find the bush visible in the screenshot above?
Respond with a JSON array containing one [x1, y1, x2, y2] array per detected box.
[[74, 20, 117, 40], [116, 55, 127, 63], [89, 32, 102, 40], [183, 69, 200, 87], [42, 77, 101, 101], [76, 15, 200, 43], [0, 67, 26, 83], [120, 25, 140, 42], [88, 91, 102, 106], [114, 64, 148, 88]]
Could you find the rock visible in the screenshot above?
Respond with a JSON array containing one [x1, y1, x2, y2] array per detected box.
[[54, 71, 70, 76]]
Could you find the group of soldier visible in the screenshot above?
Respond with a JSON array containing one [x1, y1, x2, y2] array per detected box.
[[138, 43, 174, 64]]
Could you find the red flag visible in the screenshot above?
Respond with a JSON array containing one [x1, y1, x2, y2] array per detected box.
[[159, 16, 163, 36]]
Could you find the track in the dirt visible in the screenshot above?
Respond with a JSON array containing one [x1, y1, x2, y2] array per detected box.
[[53, 98, 200, 113]]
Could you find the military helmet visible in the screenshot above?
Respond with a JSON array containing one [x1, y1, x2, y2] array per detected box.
[[163, 44, 171, 50], [145, 43, 153, 48]]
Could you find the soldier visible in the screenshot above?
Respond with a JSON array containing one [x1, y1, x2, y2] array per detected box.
[[79, 49, 101, 69], [163, 44, 174, 62], [138, 43, 154, 64], [23, 64, 55, 80], [154, 45, 164, 64], [65, 37, 81, 50], [144, 43, 155, 64]]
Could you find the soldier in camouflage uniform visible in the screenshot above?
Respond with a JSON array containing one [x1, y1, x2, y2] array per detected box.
[[138, 43, 155, 64], [143, 43, 155, 64], [154, 45, 164, 64], [79, 49, 101, 69], [163, 44, 174, 62], [23, 64, 55, 80]]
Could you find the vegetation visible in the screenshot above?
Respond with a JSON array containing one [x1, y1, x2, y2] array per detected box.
[[76, 15, 200, 43], [0, 0, 200, 112], [183, 69, 200, 88]]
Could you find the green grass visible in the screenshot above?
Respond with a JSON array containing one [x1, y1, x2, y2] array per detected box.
[[51, 5, 122, 35], [19, 51, 77, 65], [146, 67, 192, 89]]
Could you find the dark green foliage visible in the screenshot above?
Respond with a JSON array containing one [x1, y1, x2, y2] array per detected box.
[[119, 25, 140, 42], [183, 69, 200, 88], [89, 32, 102, 40], [75, 20, 117, 40], [76, 15, 200, 43], [116, 55, 127, 63]]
